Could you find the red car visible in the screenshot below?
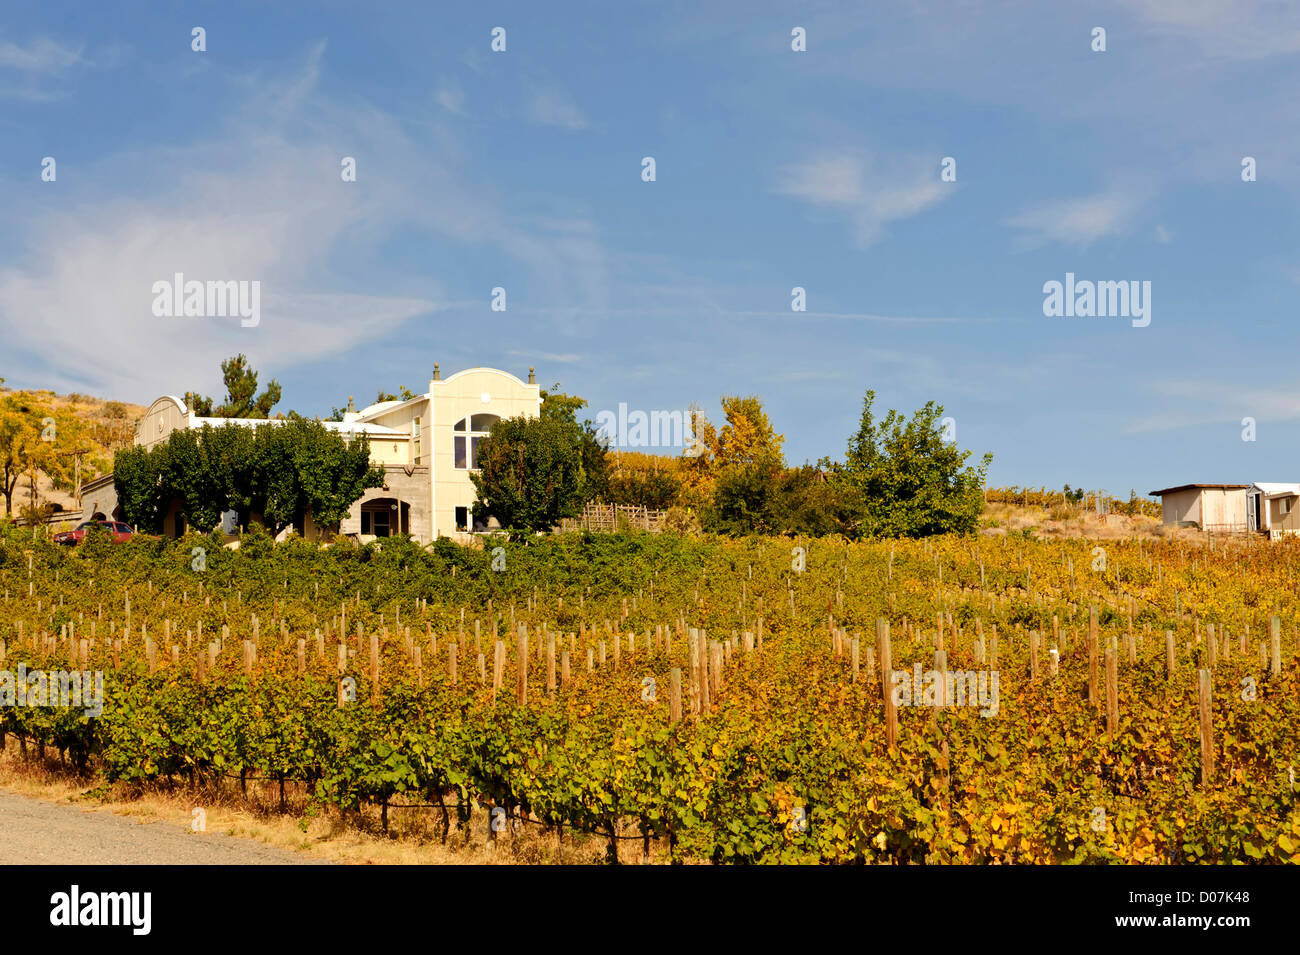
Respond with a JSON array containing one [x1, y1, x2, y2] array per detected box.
[[53, 520, 136, 545]]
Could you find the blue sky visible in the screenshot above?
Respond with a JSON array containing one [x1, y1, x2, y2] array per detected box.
[[3, 0, 1300, 497]]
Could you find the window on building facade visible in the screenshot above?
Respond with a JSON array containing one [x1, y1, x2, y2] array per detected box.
[[455, 506, 468, 532], [452, 414, 499, 470]]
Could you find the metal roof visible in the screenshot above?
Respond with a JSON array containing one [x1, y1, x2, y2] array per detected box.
[[1149, 483, 1249, 496], [1252, 482, 1300, 497]]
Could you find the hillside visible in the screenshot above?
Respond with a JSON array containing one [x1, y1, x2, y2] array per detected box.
[[0, 384, 147, 518]]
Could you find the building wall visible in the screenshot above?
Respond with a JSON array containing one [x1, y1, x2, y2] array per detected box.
[[340, 466, 430, 540], [364, 433, 413, 467], [1160, 488, 1247, 529], [1160, 488, 1202, 525], [78, 475, 122, 523], [1199, 488, 1247, 531], [427, 368, 541, 539], [1267, 496, 1300, 535], [136, 396, 189, 450]]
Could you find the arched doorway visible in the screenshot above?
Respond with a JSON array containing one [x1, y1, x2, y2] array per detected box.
[[360, 498, 409, 538]]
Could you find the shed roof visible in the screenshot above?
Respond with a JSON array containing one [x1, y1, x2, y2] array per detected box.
[[1253, 482, 1300, 497], [1149, 483, 1249, 496]]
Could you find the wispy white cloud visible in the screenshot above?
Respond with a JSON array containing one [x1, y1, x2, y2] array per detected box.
[[0, 45, 613, 399], [527, 87, 587, 130], [1125, 0, 1300, 60], [775, 152, 950, 246], [0, 37, 83, 73], [435, 79, 465, 115], [0, 36, 88, 101], [1006, 185, 1148, 248], [1124, 379, 1300, 433], [508, 349, 584, 364]]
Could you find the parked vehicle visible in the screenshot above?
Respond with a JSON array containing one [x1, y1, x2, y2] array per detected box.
[[53, 521, 136, 545]]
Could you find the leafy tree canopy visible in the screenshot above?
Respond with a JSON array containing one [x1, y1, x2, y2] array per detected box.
[[185, 354, 282, 419], [470, 412, 591, 534], [842, 390, 991, 537], [115, 419, 383, 535]]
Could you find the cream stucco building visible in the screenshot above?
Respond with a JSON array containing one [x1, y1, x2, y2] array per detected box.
[[79, 365, 541, 543]]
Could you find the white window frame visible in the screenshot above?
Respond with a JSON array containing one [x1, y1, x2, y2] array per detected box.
[[453, 414, 499, 470]]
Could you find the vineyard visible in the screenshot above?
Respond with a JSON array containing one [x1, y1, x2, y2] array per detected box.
[[0, 523, 1297, 864]]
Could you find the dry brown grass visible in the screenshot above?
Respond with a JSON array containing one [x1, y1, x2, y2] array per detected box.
[[0, 742, 660, 865], [979, 502, 1204, 542]]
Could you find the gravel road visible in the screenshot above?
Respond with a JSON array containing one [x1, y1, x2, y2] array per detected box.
[[0, 789, 330, 864]]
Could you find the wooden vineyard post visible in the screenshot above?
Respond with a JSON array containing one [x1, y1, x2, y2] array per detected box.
[[561, 649, 570, 687], [1271, 616, 1282, 677], [688, 629, 700, 715], [369, 634, 381, 707], [546, 632, 556, 693], [241, 640, 252, 676], [934, 650, 948, 707], [336, 643, 347, 707], [516, 631, 527, 705], [297, 638, 306, 676], [1198, 669, 1214, 787], [1105, 648, 1119, 736], [1207, 623, 1217, 670], [493, 640, 505, 703], [197, 643, 207, 683], [699, 633, 712, 715], [851, 638, 860, 683], [1030, 632, 1040, 682], [1088, 605, 1099, 709], [670, 668, 682, 724], [877, 619, 897, 751], [1166, 630, 1175, 681]]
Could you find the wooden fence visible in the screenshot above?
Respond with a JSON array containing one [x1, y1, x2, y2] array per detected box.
[[559, 503, 667, 533]]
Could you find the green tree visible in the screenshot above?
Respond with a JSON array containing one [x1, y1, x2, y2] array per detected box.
[[706, 465, 777, 535], [767, 462, 861, 536], [540, 385, 609, 502], [375, 386, 417, 403], [0, 394, 46, 517], [701, 395, 786, 534], [0, 392, 90, 517], [186, 354, 282, 419], [115, 420, 382, 535], [842, 390, 991, 537], [470, 414, 589, 533]]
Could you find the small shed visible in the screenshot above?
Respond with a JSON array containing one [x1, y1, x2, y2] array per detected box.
[[1248, 483, 1300, 538], [1149, 484, 1249, 531]]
